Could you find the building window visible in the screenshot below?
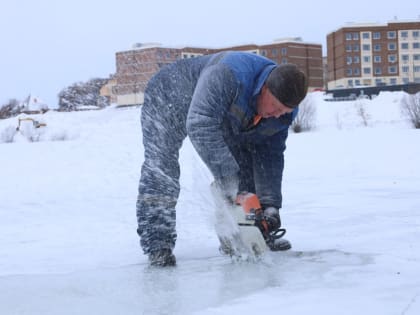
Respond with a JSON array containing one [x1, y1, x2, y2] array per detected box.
[[401, 43, 409, 49], [346, 68, 353, 76], [388, 42, 397, 50], [346, 33, 352, 40], [346, 44, 352, 52], [354, 68, 360, 75], [402, 66, 409, 73], [272, 48, 278, 56], [388, 66, 397, 74], [346, 56, 352, 64], [402, 54, 409, 62], [387, 31, 396, 39], [375, 67, 382, 75], [355, 79, 361, 85], [363, 67, 371, 74], [401, 31, 408, 38], [415, 66, 420, 72], [403, 77, 410, 84], [388, 55, 397, 63], [348, 79, 353, 86], [281, 58, 287, 64], [390, 78, 397, 85], [363, 44, 371, 51], [374, 55, 381, 63], [413, 42, 420, 49], [281, 48, 287, 55], [261, 50, 267, 56], [354, 56, 360, 63], [373, 32, 381, 39], [353, 44, 360, 52], [362, 32, 370, 39], [375, 79, 383, 85], [414, 54, 420, 61], [363, 56, 371, 63], [353, 33, 359, 40], [413, 31, 420, 38], [374, 44, 381, 51]]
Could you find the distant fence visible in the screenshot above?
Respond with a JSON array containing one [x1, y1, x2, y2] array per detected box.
[[326, 83, 420, 100]]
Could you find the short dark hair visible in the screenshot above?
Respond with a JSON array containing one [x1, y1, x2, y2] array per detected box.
[[266, 64, 308, 108]]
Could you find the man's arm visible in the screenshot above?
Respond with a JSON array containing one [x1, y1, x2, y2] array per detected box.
[[186, 64, 239, 196]]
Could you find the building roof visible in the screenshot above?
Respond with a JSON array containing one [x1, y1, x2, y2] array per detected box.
[[119, 38, 322, 54], [329, 19, 420, 34]]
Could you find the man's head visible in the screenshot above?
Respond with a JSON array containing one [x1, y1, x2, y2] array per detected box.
[[266, 64, 308, 108], [257, 64, 308, 119]]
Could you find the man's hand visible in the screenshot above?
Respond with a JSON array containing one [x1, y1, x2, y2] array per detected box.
[[263, 207, 281, 231]]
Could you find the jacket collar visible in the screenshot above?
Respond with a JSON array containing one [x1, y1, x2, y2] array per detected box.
[[252, 64, 276, 98]]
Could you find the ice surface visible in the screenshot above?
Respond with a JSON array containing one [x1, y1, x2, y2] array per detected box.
[[1, 93, 420, 314]]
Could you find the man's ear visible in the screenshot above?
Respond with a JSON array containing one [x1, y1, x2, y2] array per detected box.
[[260, 84, 268, 95]]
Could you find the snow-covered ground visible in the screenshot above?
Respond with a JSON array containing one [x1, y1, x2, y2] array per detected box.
[[1, 92, 419, 314]]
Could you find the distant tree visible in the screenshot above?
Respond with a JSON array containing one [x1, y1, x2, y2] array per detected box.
[[58, 78, 109, 111], [355, 99, 370, 127], [0, 99, 23, 119], [401, 92, 420, 129], [291, 94, 317, 133]]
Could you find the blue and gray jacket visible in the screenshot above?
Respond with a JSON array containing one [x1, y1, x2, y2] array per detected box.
[[148, 51, 298, 208]]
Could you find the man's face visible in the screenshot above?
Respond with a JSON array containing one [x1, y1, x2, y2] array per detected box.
[[257, 86, 294, 118]]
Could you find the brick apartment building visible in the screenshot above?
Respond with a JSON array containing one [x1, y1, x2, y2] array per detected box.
[[112, 39, 323, 106], [327, 20, 420, 89]]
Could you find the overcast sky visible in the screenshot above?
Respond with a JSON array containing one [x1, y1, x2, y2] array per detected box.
[[1, 0, 419, 107]]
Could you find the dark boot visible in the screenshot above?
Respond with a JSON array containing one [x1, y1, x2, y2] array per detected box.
[[267, 237, 292, 251], [148, 249, 176, 267]]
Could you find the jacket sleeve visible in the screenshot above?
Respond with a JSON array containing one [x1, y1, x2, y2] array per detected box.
[[253, 126, 289, 209], [186, 64, 239, 188]]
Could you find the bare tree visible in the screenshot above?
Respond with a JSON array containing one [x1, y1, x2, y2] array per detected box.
[[58, 78, 109, 111], [401, 92, 420, 129], [355, 99, 370, 127], [0, 99, 22, 119], [291, 94, 317, 133]]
